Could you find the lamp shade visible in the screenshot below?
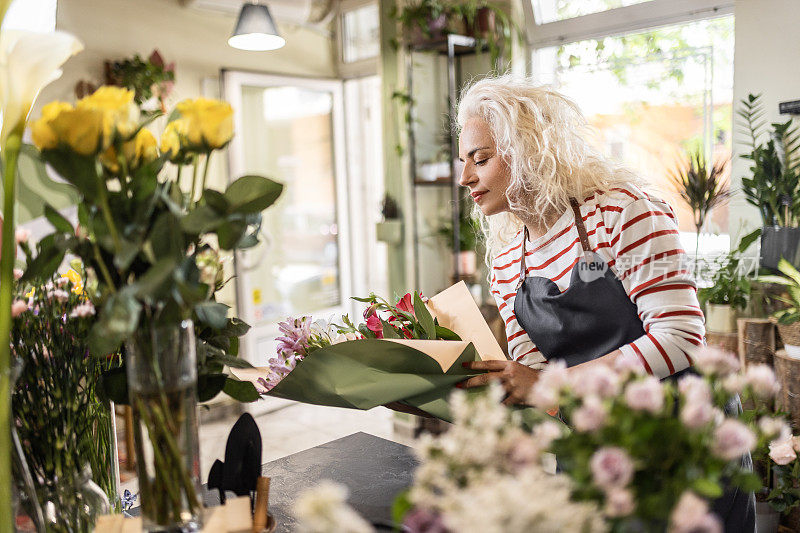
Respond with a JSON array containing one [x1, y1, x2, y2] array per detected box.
[[228, 3, 286, 51]]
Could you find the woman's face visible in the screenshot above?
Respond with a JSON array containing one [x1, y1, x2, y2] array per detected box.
[[458, 117, 511, 216]]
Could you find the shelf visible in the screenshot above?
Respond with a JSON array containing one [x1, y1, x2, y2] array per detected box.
[[408, 34, 480, 56], [414, 178, 453, 186]]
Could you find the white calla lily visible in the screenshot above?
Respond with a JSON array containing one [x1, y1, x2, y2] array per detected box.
[[0, 29, 83, 143]]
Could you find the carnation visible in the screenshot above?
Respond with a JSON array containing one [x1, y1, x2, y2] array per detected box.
[[532, 420, 564, 450], [573, 395, 607, 433], [614, 351, 647, 376], [11, 299, 28, 318], [694, 346, 740, 376], [758, 417, 791, 441], [624, 376, 664, 414], [590, 447, 634, 489], [680, 400, 716, 429], [678, 374, 711, 403], [712, 419, 756, 461], [721, 373, 746, 395]]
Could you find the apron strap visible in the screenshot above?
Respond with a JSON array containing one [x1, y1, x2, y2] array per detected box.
[[515, 198, 589, 290], [569, 197, 592, 253]]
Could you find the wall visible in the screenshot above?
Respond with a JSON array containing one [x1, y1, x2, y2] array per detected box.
[[24, 0, 337, 214], [730, 0, 800, 245]]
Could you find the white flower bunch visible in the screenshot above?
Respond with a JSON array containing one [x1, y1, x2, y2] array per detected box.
[[294, 481, 373, 533]]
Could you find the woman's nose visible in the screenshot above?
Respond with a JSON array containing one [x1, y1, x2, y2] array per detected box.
[[458, 163, 474, 187]]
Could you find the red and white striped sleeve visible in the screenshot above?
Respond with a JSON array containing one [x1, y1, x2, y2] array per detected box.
[[608, 197, 705, 378]]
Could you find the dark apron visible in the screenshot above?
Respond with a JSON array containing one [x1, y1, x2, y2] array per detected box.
[[512, 198, 755, 532]]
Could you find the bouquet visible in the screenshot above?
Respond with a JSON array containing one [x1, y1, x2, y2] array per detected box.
[[11, 267, 118, 529], [233, 282, 507, 420], [526, 346, 790, 532]]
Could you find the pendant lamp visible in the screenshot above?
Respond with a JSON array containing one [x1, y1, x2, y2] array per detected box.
[[228, 2, 286, 51]]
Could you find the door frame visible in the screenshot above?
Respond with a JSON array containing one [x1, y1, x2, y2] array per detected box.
[[221, 69, 354, 375]]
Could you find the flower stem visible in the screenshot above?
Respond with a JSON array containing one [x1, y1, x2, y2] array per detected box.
[[189, 156, 199, 207], [0, 125, 24, 533], [198, 153, 211, 204], [96, 177, 122, 254], [92, 242, 117, 294]]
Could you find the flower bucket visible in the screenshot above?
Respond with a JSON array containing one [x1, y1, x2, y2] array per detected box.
[[760, 226, 800, 272], [756, 501, 780, 533], [376, 220, 403, 244]]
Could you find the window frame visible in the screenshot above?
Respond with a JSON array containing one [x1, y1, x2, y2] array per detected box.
[[336, 0, 380, 79], [522, 0, 734, 50]]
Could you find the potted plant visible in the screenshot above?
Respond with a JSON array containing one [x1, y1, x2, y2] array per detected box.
[[758, 258, 800, 359], [698, 250, 751, 333], [738, 93, 800, 271], [376, 193, 403, 244], [437, 210, 481, 276], [668, 147, 730, 258], [390, 0, 450, 46], [450, 1, 521, 67]]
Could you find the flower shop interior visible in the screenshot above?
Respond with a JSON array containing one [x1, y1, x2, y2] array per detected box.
[[5, 0, 800, 531]]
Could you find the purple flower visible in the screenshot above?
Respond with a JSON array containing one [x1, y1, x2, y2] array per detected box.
[[275, 316, 313, 358], [403, 508, 448, 533]]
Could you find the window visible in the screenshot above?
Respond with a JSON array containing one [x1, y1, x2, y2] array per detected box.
[[341, 2, 379, 64], [3, 0, 57, 32], [528, 3, 734, 257], [533, 0, 654, 24]]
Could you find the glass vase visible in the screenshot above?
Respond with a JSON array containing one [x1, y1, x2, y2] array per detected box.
[[126, 319, 202, 532], [40, 466, 110, 532]]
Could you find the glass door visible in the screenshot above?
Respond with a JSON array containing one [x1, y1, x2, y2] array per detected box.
[[223, 71, 352, 380]]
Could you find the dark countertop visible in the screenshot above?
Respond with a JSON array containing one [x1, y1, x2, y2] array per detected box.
[[205, 432, 418, 532]]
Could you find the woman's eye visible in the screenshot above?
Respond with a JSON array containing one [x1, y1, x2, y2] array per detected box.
[[476, 158, 488, 166]]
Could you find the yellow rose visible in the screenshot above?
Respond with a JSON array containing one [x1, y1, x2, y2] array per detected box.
[[99, 145, 120, 173], [160, 119, 188, 161], [175, 98, 234, 150], [77, 86, 140, 141], [31, 101, 73, 151], [123, 128, 158, 167], [49, 107, 107, 156]]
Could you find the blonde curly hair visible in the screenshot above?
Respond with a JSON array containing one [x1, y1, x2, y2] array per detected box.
[[455, 74, 643, 262]]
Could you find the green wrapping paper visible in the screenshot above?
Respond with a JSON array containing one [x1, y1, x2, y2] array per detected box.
[[251, 339, 483, 421]]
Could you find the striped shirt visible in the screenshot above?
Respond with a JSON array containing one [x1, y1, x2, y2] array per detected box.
[[490, 185, 704, 379]]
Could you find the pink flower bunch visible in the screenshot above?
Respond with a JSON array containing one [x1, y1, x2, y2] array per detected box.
[[257, 316, 314, 393], [69, 301, 95, 318], [572, 395, 607, 433], [694, 346, 740, 376], [590, 447, 636, 517], [624, 376, 664, 414], [742, 364, 780, 399], [711, 419, 756, 461], [678, 375, 717, 429], [670, 491, 722, 533]]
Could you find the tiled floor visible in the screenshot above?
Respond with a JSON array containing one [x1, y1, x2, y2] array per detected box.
[[119, 402, 406, 494]]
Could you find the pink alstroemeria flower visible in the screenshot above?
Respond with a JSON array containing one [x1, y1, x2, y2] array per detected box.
[[396, 293, 415, 316], [365, 312, 384, 339]]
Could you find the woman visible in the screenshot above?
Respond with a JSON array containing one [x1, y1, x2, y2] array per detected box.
[[455, 75, 753, 531]]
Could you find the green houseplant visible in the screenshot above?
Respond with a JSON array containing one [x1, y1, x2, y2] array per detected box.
[[669, 147, 730, 258], [738, 93, 800, 271], [758, 258, 800, 358], [376, 193, 403, 244]]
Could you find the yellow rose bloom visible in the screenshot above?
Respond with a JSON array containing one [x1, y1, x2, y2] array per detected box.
[[160, 119, 188, 161], [175, 98, 234, 150], [122, 128, 158, 168], [31, 101, 73, 151], [77, 86, 140, 141], [49, 107, 107, 156], [99, 145, 120, 173]]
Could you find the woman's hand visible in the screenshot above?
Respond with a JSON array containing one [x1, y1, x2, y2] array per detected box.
[[459, 360, 540, 406]]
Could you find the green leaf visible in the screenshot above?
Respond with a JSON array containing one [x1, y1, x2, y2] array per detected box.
[[223, 378, 260, 402], [150, 211, 184, 261], [732, 471, 763, 493], [133, 258, 177, 299], [195, 301, 230, 329], [202, 189, 229, 213], [216, 218, 247, 249], [392, 490, 413, 527], [435, 325, 461, 341], [21, 234, 65, 282], [113, 236, 141, 271], [43, 204, 73, 234], [198, 373, 228, 403], [40, 149, 100, 201], [224, 175, 284, 214], [89, 291, 142, 356], [204, 351, 254, 369], [381, 319, 401, 339], [181, 205, 224, 234], [692, 478, 724, 499], [778, 258, 800, 286], [737, 228, 761, 253], [414, 292, 436, 340]]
